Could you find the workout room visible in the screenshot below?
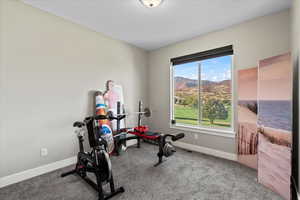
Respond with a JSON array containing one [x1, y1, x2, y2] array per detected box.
[[0, 0, 300, 200]]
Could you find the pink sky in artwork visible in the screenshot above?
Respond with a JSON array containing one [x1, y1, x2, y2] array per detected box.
[[238, 67, 257, 101], [259, 53, 292, 101]]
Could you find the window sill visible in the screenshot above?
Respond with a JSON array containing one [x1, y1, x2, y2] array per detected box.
[[170, 124, 235, 138]]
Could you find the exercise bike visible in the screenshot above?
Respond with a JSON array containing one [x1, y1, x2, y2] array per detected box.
[[61, 115, 124, 200]]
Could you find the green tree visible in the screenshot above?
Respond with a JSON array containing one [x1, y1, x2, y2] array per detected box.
[[181, 97, 189, 107], [202, 98, 228, 124], [182, 95, 198, 108]]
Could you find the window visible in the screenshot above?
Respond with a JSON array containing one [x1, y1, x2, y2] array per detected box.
[[171, 45, 233, 133]]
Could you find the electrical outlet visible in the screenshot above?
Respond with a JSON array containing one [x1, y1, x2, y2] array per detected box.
[[41, 148, 48, 157], [194, 134, 198, 140]]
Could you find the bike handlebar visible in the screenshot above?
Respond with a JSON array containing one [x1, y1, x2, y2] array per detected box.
[[172, 133, 185, 141], [86, 114, 126, 121], [94, 115, 108, 120], [162, 133, 185, 141]]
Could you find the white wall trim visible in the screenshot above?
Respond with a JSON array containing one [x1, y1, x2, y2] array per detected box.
[[0, 156, 77, 188], [174, 141, 237, 161], [0, 142, 236, 188], [0, 139, 137, 189], [170, 125, 236, 138]]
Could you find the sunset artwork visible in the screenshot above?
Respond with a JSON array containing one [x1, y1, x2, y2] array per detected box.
[[237, 52, 292, 200], [257, 53, 292, 200], [237, 67, 258, 169]]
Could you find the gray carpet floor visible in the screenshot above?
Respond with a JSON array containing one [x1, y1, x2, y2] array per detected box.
[[0, 143, 283, 200]]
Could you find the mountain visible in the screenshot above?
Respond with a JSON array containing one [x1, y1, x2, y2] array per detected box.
[[174, 76, 231, 91], [218, 80, 231, 86], [174, 77, 197, 90]]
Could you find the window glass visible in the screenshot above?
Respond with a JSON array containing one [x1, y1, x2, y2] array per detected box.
[[174, 61, 199, 126], [173, 55, 232, 130]]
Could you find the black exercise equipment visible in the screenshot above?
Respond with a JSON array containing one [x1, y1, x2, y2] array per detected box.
[[118, 100, 185, 166], [127, 126, 185, 166], [61, 100, 184, 200], [61, 116, 124, 200], [155, 133, 185, 166], [109, 101, 151, 118]]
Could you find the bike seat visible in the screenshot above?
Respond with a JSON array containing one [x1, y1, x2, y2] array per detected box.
[[73, 121, 85, 128]]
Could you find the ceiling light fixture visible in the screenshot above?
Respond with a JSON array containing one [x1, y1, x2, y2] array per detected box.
[[139, 0, 164, 8]]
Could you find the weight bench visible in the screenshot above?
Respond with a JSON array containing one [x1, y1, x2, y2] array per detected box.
[[127, 126, 184, 166]]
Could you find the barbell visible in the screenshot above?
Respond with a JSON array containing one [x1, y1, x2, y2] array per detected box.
[[107, 107, 152, 118]]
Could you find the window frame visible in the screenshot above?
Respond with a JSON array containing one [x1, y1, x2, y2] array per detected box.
[[169, 46, 236, 138]]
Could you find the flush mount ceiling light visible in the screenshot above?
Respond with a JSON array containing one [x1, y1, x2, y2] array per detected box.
[[139, 0, 164, 8]]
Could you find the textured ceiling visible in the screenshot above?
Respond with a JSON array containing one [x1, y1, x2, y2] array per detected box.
[[22, 0, 292, 50]]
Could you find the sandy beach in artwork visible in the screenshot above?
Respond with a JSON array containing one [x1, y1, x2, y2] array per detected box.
[[238, 104, 292, 200], [257, 114, 291, 200], [258, 133, 291, 200], [237, 105, 258, 169]]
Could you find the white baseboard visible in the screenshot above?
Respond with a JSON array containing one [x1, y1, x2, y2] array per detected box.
[[0, 156, 77, 188], [0, 139, 136, 189], [174, 141, 237, 161], [0, 142, 236, 188]]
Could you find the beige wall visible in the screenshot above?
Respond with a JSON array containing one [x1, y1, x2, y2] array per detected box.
[[0, 0, 148, 177], [148, 10, 291, 153]]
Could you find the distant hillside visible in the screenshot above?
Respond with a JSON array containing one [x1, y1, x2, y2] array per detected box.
[[175, 77, 197, 90], [218, 80, 231, 86], [175, 76, 231, 92]]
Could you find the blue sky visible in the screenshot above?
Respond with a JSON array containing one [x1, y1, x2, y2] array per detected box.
[[174, 55, 232, 82]]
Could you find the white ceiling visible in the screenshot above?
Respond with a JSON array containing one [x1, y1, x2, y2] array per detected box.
[[22, 0, 292, 50]]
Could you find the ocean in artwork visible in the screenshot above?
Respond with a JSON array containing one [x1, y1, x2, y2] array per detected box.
[[258, 100, 292, 132], [239, 100, 291, 132]]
